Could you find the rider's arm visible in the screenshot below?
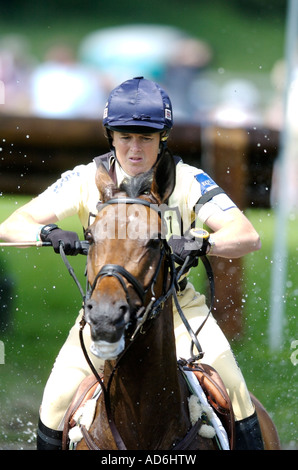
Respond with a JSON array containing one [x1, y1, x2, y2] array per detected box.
[[205, 207, 261, 259], [0, 197, 58, 243], [0, 162, 96, 243]]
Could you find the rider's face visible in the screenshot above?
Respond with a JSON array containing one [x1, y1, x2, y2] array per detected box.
[[112, 131, 160, 176]]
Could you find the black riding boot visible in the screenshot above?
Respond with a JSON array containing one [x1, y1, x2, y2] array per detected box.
[[235, 411, 264, 450], [36, 418, 63, 450]]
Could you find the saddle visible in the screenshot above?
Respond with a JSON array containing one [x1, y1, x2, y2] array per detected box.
[[185, 363, 235, 449], [62, 363, 235, 450]]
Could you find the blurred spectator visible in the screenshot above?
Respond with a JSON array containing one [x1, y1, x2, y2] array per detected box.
[[30, 44, 106, 118], [210, 78, 262, 127], [264, 59, 285, 130], [78, 24, 184, 87], [163, 37, 213, 122], [1, 26, 214, 121], [78, 25, 213, 122], [267, 59, 298, 210], [0, 34, 34, 114]]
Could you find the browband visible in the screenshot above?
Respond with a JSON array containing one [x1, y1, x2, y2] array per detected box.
[[97, 197, 163, 216]]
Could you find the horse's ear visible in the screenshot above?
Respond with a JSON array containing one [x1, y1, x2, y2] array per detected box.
[[151, 150, 176, 204], [95, 161, 116, 202]]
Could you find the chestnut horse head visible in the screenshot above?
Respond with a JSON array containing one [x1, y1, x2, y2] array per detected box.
[[84, 151, 176, 360]]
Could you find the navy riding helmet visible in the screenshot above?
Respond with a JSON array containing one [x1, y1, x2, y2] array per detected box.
[[103, 77, 173, 141]]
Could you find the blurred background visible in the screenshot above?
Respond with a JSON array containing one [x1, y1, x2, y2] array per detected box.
[[0, 0, 287, 126], [0, 0, 297, 450]]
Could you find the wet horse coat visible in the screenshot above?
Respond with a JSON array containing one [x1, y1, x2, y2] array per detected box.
[[66, 152, 280, 450], [75, 153, 217, 450]]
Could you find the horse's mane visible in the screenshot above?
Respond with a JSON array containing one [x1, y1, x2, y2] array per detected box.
[[118, 169, 153, 198]]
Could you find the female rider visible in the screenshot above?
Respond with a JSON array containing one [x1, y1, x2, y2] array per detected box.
[[0, 77, 263, 450]]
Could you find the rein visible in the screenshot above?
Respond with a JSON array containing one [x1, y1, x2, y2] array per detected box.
[[58, 196, 215, 450]]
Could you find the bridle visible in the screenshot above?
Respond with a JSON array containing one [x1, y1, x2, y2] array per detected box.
[[80, 197, 176, 451], [58, 196, 214, 450], [85, 198, 176, 331]]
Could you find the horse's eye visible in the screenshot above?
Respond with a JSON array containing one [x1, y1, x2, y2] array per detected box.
[[85, 230, 94, 244]]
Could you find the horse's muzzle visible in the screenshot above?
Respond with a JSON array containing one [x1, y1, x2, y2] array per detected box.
[[84, 297, 130, 345], [90, 336, 125, 360]]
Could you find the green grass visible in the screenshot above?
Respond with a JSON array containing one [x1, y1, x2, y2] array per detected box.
[[235, 210, 297, 448], [0, 195, 297, 448], [0, 195, 85, 448]]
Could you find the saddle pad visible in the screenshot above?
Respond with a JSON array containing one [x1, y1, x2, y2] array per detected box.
[[62, 374, 99, 450], [186, 363, 235, 449]]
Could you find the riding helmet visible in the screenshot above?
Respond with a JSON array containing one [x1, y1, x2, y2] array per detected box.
[[103, 77, 173, 140]]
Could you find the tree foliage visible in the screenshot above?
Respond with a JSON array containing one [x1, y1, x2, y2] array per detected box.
[[1, 0, 286, 22]]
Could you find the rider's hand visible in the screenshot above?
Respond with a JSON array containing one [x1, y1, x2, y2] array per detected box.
[[40, 224, 81, 255], [168, 229, 211, 267]]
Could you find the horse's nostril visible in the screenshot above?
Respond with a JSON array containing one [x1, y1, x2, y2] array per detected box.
[[120, 304, 129, 315], [85, 299, 130, 329], [85, 300, 94, 312], [112, 303, 130, 327]]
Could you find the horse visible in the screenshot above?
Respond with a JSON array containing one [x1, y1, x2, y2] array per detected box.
[[64, 152, 280, 450]]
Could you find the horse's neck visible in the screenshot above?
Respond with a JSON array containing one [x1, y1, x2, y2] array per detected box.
[[103, 299, 189, 446], [107, 301, 181, 390]]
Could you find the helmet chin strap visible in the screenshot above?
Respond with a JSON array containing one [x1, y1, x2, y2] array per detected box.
[[159, 134, 168, 152], [105, 128, 114, 152]]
